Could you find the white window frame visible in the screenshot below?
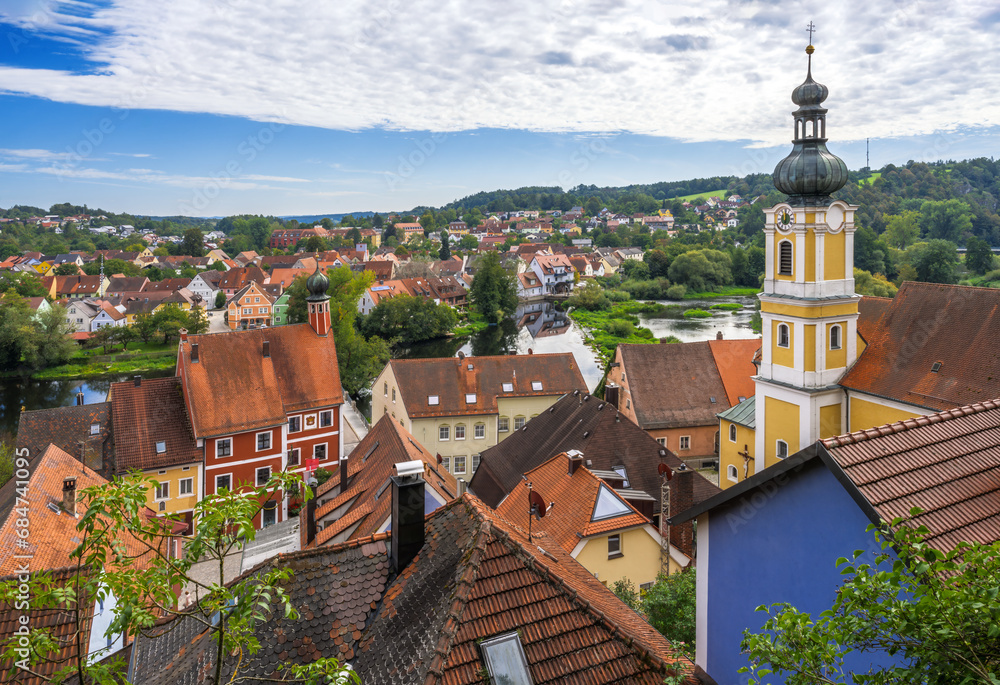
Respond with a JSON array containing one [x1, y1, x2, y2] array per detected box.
[[453, 455, 467, 474], [455, 424, 466, 440], [498, 416, 509, 432], [531, 381, 543, 391], [319, 410, 333, 428], [514, 416, 526, 430], [656, 437, 666, 446], [474, 423, 485, 439], [439, 425, 450, 441], [314, 443, 327, 461], [216, 438, 232, 458], [154, 482, 170, 501], [215, 473, 232, 493], [442, 456, 451, 472], [472, 454, 481, 472], [288, 416, 301, 433], [777, 323, 790, 349], [607, 534, 622, 558], [727, 464, 738, 482], [256, 431, 271, 452], [90, 424, 100, 435], [729, 424, 737, 442], [287, 447, 300, 467], [155, 440, 166, 454], [679, 435, 691, 450], [179, 477, 194, 495], [776, 439, 789, 460], [501, 382, 513, 392], [256, 466, 271, 487], [830, 324, 842, 350]]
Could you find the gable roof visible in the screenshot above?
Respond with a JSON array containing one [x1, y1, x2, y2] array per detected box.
[[496, 453, 651, 552], [389, 353, 587, 419], [110, 377, 201, 472], [311, 414, 457, 546], [129, 494, 696, 685], [618, 341, 743, 429], [218, 266, 266, 291], [106, 276, 149, 294], [470, 391, 720, 511], [673, 398, 1000, 558], [707, 338, 760, 406], [717, 395, 756, 429], [856, 294, 893, 344], [15, 402, 111, 472], [178, 325, 343, 437], [841, 282, 1000, 411]]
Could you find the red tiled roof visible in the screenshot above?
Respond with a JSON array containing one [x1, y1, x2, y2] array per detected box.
[[496, 453, 650, 552], [857, 295, 893, 344], [110, 377, 201, 472], [823, 398, 1000, 553], [311, 415, 457, 545], [389, 353, 587, 419], [178, 325, 343, 437], [840, 282, 1000, 411], [218, 266, 266, 291], [707, 338, 761, 406]]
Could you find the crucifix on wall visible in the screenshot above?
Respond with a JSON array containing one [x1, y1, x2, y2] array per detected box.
[[739, 445, 752, 479]]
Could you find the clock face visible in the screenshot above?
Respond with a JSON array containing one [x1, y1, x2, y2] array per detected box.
[[777, 210, 792, 227]]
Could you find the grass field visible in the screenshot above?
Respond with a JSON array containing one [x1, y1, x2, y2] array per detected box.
[[672, 188, 729, 203], [859, 172, 882, 185]]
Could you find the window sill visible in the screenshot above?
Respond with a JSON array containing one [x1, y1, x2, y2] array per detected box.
[[607, 552, 624, 560]]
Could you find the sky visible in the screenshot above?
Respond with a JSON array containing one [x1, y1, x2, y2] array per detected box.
[[0, 0, 997, 217]]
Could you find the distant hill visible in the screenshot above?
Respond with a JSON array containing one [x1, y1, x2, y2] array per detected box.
[[280, 211, 379, 224]]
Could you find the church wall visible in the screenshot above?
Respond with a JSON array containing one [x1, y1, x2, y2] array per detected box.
[[825, 230, 846, 281], [803, 324, 816, 372], [770, 319, 795, 368], [774, 232, 797, 282], [764, 395, 799, 468], [819, 403, 842, 439], [849, 396, 922, 433], [719, 420, 755, 490], [825, 321, 848, 369], [804, 230, 816, 282]]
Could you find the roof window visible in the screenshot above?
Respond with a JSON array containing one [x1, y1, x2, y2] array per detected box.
[[465, 393, 477, 404], [155, 441, 166, 454], [502, 382, 514, 392], [531, 381, 543, 391], [479, 632, 533, 685], [90, 424, 100, 435], [428, 395, 440, 406], [931, 361, 942, 373], [592, 483, 632, 521]]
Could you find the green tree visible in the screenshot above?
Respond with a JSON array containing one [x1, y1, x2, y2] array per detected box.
[[0, 272, 47, 298], [741, 512, 1000, 685], [965, 235, 995, 275], [854, 225, 887, 275], [214, 290, 226, 309], [186, 304, 209, 335], [459, 234, 479, 251], [645, 249, 672, 279], [0, 292, 32, 370], [180, 226, 205, 257], [585, 196, 601, 217], [20, 303, 75, 369], [303, 235, 326, 253], [133, 312, 159, 344], [359, 295, 458, 345], [914, 239, 959, 284], [53, 262, 80, 276], [0, 471, 357, 685], [470, 251, 518, 323], [882, 210, 920, 249], [920, 199, 973, 243], [667, 249, 733, 292], [438, 231, 451, 261], [86, 326, 116, 354], [641, 569, 696, 655], [621, 258, 650, 281], [112, 324, 137, 351], [853, 268, 899, 297]]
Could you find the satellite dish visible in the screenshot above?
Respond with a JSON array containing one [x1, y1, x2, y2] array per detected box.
[[529, 490, 547, 518], [658, 463, 673, 480], [436, 453, 443, 465]]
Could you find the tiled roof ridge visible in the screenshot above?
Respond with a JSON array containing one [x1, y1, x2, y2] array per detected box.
[[823, 398, 1000, 448], [901, 279, 1000, 294], [393, 352, 574, 364]]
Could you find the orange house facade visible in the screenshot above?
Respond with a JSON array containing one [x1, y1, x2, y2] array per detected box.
[[227, 281, 274, 330]]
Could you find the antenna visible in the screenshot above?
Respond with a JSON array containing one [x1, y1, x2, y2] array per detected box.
[[866, 138, 870, 173], [658, 463, 673, 577]]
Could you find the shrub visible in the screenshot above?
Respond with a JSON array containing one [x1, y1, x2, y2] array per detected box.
[[605, 319, 634, 337], [666, 284, 687, 300], [606, 289, 632, 302], [683, 308, 712, 318], [709, 302, 742, 311]]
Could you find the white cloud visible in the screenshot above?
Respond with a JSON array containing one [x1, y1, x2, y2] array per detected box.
[[0, 0, 995, 146]]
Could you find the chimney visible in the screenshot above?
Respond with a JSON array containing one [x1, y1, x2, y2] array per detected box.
[[390, 461, 426, 573], [191, 343, 199, 363], [75, 391, 84, 406], [340, 455, 349, 495], [567, 450, 584, 475], [716, 331, 723, 340], [659, 337, 670, 344], [669, 464, 695, 558], [62, 477, 77, 516], [133, 375, 141, 387], [179, 328, 188, 342], [262, 340, 270, 358], [527, 348, 533, 355]]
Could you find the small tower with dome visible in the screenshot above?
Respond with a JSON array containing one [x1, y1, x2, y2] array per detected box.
[[306, 261, 331, 337], [753, 34, 861, 475]]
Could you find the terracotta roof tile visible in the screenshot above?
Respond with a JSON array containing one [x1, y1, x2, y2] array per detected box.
[[841, 282, 1000, 411], [823, 398, 1000, 551], [110, 377, 201, 472], [15, 403, 111, 472], [390, 354, 586, 419], [178, 325, 343, 437], [707, 338, 760, 406]]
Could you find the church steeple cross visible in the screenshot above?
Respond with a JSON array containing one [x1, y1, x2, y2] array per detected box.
[[806, 21, 816, 45]]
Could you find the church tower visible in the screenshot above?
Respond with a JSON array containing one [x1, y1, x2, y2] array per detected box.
[[306, 261, 331, 337], [754, 43, 860, 474]]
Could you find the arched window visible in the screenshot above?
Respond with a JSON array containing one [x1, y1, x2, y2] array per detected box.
[[805, 119, 814, 137], [777, 323, 790, 348], [778, 240, 793, 276], [729, 424, 737, 442], [727, 464, 738, 482], [439, 425, 450, 441], [830, 324, 842, 350], [776, 440, 788, 460]]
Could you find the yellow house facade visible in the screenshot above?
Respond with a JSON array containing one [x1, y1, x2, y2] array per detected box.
[[148, 461, 202, 521]]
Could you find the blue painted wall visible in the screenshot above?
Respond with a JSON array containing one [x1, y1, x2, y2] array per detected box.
[[704, 460, 896, 684]]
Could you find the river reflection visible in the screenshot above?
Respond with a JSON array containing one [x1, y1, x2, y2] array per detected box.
[[637, 296, 760, 343]]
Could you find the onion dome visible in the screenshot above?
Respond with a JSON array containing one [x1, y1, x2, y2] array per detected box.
[[305, 260, 329, 302], [773, 45, 848, 207]]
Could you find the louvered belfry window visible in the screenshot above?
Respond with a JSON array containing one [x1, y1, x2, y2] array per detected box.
[[778, 240, 793, 276]]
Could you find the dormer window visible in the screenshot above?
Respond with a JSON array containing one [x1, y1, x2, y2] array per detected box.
[[155, 441, 166, 454], [90, 424, 100, 435], [465, 393, 477, 404], [502, 382, 513, 393], [531, 381, 543, 391], [428, 395, 440, 405]]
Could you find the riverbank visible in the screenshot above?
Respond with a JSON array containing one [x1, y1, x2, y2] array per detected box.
[[683, 286, 759, 299], [3, 342, 179, 381], [568, 301, 680, 362]]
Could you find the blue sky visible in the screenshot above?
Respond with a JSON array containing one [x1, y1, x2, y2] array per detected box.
[[0, 0, 997, 217]]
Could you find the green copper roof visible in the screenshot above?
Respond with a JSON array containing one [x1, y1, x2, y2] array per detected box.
[[717, 395, 755, 429]]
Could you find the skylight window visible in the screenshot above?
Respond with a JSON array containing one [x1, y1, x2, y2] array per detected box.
[[479, 632, 533, 685], [155, 441, 166, 454], [614, 466, 630, 488], [428, 395, 440, 405], [531, 381, 543, 391], [502, 382, 514, 392], [90, 424, 100, 435], [465, 393, 477, 404], [591, 484, 632, 521]]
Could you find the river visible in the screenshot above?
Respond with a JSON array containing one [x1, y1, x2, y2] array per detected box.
[[0, 296, 759, 435]]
